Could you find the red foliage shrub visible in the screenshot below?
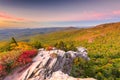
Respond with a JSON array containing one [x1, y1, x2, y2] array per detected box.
[[0, 64, 6, 77], [0, 64, 4, 71], [46, 46, 53, 51], [17, 50, 38, 65], [0, 49, 38, 77]]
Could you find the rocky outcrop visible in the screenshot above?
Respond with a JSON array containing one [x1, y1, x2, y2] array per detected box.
[[4, 47, 96, 80], [49, 71, 95, 80]]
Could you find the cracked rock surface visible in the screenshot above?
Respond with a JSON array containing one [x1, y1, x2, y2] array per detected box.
[[4, 47, 96, 80]]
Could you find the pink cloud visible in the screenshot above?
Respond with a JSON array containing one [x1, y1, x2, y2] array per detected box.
[[0, 11, 26, 21], [62, 12, 109, 21], [81, 12, 107, 20], [38, 12, 108, 22], [43, 11, 110, 22], [112, 10, 120, 15], [74, 10, 120, 21], [1, 10, 120, 23]]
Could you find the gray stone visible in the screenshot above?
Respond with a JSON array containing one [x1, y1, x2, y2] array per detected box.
[[4, 47, 96, 80]]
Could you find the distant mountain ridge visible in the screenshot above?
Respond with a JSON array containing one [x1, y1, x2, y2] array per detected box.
[[0, 27, 78, 41]]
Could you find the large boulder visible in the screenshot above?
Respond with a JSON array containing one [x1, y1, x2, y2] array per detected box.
[[4, 47, 95, 80]]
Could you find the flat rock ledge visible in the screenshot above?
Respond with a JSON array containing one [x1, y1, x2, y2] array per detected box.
[[4, 47, 96, 80]]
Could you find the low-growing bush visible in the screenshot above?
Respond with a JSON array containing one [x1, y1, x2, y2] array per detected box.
[[17, 50, 38, 65], [0, 64, 7, 78], [45, 46, 54, 51], [10, 42, 34, 50], [0, 42, 11, 52], [0, 49, 38, 78], [30, 41, 42, 49]]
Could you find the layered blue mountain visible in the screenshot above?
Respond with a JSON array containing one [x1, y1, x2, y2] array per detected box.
[[0, 27, 77, 41]]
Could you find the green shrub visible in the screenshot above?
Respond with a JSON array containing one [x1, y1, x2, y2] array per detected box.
[[30, 41, 42, 49]]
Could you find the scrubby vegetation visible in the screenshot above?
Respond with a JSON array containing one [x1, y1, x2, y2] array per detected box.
[[29, 22, 120, 80], [0, 22, 120, 80], [0, 38, 38, 78]]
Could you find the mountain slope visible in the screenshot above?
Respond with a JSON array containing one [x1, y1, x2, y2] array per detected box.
[[29, 22, 120, 45], [28, 22, 120, 80]]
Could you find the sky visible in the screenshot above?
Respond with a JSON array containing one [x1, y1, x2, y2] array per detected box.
[[0, 0, 120, 29]]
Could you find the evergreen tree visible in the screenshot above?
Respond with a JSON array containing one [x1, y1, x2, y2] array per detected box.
[[10, 37, 18, 46]]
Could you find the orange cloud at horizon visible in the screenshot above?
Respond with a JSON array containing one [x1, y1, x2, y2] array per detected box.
[[0, 11, 26, 21], [0, 11, 31, 28], [0, 20, 23, 28]]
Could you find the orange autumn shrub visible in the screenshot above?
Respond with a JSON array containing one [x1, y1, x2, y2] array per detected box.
[[45, 45, 54, 51], [10, 42, 34, 50], [0, 50, 22, 64], [0, 49, 38, 76]]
